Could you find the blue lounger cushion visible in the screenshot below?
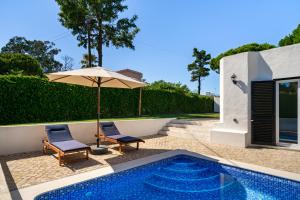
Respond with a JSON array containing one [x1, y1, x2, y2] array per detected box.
[[100, 122, 144, 143], [45, 124, 89, 151], [100, 122, 121, 136], [46, 124, 74, 143], [52, 140, 89, 152], [107, 135, 143, 143]]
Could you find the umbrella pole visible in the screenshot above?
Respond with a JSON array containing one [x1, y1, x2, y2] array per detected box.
[[97, 78, 101, 147]]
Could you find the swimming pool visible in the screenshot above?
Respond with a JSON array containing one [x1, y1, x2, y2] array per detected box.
[[35, 154, 300, 200]]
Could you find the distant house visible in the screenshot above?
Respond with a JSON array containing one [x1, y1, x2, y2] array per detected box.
[[117, 69, 143, 81], [205, 92, 216, 96], [213, 96, 220, 113], [205, 92, 220, 113]]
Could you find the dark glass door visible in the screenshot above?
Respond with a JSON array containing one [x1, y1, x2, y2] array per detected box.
[[278, 81, 298, 144]]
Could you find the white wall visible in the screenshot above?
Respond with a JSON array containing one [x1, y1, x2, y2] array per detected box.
[[211, 52, 251, 147], [211, 44, 300, 147], [213, 96, 220, 113], [260, 44, 300, 79], [0, 118, 173, 155], [217, 52, 250, 131]]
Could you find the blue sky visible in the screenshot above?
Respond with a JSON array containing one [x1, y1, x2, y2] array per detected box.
[[1, 0, 300, 94]]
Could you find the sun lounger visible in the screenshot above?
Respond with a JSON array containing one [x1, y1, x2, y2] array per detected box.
[[43, 124, 90, 166], [96, 122, 145, 153]]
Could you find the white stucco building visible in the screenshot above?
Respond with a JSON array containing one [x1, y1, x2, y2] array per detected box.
[[211, 43, 300, 149]]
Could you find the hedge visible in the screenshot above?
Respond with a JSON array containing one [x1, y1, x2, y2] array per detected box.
[[0, 75, 213, 125]]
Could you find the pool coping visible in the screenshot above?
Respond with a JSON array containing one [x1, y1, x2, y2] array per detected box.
[[2, 149, 300, 200], [0, 163, 11, 200]]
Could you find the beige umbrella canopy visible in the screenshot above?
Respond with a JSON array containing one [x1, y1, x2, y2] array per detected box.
[[47, 66, 146, 147], [47, 66, 145, 89]]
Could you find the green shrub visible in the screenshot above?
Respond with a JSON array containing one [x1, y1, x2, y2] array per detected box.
[[146, 80, 191, 95], [279, 24, 300, 47], [0, 53, 43, 76], [210, 43, 276, 73], [0, 75, 213, 125]]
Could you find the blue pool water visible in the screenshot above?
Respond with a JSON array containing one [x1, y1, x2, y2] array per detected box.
[[35, 155, 300, 200]]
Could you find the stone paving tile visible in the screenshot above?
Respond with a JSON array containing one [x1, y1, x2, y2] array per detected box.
[[0, 134, 300, 191]]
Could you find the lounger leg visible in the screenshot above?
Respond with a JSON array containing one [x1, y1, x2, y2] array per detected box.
[[86, 149, 89, 160], [119, 144, 123, 153], [58, 152, 62, 166], [43, 144, 46, 154], [136, 142, 139, 150], [59, 151, 65, 166]]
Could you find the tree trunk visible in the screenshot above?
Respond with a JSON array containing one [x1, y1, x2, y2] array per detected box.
[[87, 30, 92, 68], [97, 21, 103, 67], [198, 77, 201, 95], [97, 36, 102, 67]]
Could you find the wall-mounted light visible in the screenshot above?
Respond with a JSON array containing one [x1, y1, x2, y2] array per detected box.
[[231, 73, 237, 84]]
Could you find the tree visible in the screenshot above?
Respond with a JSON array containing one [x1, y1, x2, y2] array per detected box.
[[210, 43, 275, 73], [279, 24, 300, 47], [61, 55, 74, 71], [56, 0, 140, 66], [0, 53, 43, 76], [187, 48, 211, 95], [147, 80, 191, 95], [81, 53, 97, 68], [1, 36, 63, 72]]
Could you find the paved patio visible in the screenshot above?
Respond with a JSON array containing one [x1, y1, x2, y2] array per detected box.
[[1, 134, 300, 192]]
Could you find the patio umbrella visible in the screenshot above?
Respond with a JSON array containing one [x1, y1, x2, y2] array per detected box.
[[47, 66, 146, 148]]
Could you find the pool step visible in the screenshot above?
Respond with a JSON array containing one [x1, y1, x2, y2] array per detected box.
[[157, 167, 216, 180], [151, 173, 220, 182], [144, 173, 235, 193], [166, 160, 200, 169], [171, 161, 198, 167], [163, 166, 207, 173], [171, 157, 197, 164]]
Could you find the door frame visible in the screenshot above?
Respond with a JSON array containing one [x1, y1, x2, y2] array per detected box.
[[275, 78, 300, 146]]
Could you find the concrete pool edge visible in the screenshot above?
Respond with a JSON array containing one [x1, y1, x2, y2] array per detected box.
[[0, 163, 11, 200], [5, 149, 300, 200]]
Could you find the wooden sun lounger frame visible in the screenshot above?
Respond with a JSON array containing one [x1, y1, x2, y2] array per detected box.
[[42, 138, 90, 166], [95, 133, 145, 153]]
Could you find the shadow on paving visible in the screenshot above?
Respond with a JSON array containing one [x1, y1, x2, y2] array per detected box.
[[0, 134, 171, 199], [0, 152, 106, 190]]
